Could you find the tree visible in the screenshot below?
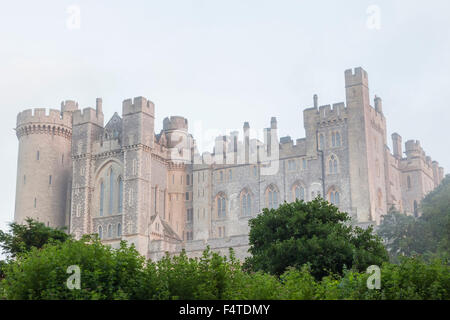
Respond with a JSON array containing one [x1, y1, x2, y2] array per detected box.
[[0, 218, 70, 259], [244, 198, 388, 279], [1, 235, 145, 300], [377, 175, 450, 261]]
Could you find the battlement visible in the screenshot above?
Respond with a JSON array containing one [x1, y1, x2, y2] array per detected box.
[[163, 116, 188, 131], [318, 102, 346, 120], [73, 107, 104, 126], [61, 100, 79, 113], [122, 96, 155, 116], [345, 67, 369, 88], [405, 140, 422, 153], [17, 107, 72, 129]]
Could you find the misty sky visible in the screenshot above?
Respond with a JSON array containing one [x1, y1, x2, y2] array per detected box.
[[0, 0, 449, 236]]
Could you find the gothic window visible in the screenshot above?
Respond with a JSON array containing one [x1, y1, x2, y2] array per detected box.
[[100, 181, 104, 216], [328, 155, 339, 174], [328, 188, 340, 205], [319, 134, 324, 150], [98, 226, 103, 239], [133, 159, 137, 175], [220, 171, 223, 182], [128, 189, 133, 207], [266, 185, 279, 209], [107, 224, 112, 238], [293, 185, 305, 201], [109, 168, 114, 214], [217, 194, 226, 218], [336, 132, 341, 146], [332, 132, 336, 147], [118, 176, 123, 213], [288, 160, 296, 171], [241, 190, 252, 216], [187, 208, 193, 222]]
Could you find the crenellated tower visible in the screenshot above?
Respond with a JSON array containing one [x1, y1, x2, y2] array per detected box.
[[14, 101, 76, 228]]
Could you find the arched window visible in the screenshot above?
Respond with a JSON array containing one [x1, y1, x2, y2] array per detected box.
[[100, 181, 104, 216], [329, 155, 339, 174], [217, 194, 226, 218], [328, 188, 340, 205], [293, 185, 305, 201], [336, 132, 341, 146], [241, 190, 252, 216], [118, 177, 123, 213], [319, 134, 324, 150], [266, 185, 279, 209], [107, 224, 112, 238], [98, 225, 103, 239], [117, 223, 122, 237], [332, 132, 336, 147], [109, 168, 114, 214]]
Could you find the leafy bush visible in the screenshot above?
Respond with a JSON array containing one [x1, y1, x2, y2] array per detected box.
[[244, 198, 388, 279]]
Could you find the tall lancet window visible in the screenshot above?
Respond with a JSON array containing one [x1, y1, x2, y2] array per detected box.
[[100, 181, 104, 216], [109, 168, 114, 214], [118, 177, 123, 213]]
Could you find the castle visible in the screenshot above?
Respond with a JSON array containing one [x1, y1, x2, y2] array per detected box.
[[14, 67, 445, 260]]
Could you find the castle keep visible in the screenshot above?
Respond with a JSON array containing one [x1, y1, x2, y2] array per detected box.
[[14, 67, 445, 260]]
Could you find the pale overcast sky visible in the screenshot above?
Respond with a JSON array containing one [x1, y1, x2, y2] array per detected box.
[[0, 0, 449, 235]]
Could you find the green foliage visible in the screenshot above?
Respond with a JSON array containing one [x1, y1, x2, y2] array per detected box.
[[1, 236, 448, 300], [0, 218, 70, 259], [378, 175, 450, 261], [244, 198, 388, 279], [1, 235, 145, 300]]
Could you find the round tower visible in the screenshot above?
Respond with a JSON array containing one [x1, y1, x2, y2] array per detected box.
[[14, 101, 77, 228]]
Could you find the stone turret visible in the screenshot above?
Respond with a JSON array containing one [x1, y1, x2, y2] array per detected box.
[[15, 103, 77, 228], [392, 133, 402, 159]]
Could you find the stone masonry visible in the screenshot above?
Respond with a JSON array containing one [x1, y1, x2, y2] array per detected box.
[[14, 67, 445, 260]]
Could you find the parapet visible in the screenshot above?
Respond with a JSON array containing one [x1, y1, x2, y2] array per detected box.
[[280, 136, 293, 145], [319, 102, 346, 121], [73, 107, 104, 126], [122, 96, 155, 116], [344, 67, 369, 88], [163, 116, 188, 131], [405, 140, 421, 153], [61, 100, 79, 113], [17, 107, 72, 129]]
